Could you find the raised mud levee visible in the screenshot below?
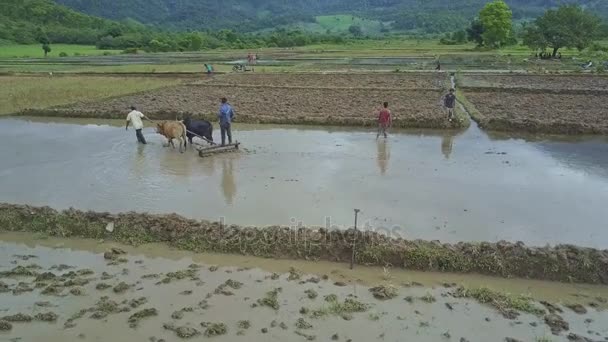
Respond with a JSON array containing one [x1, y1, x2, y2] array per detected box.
[[1, 203, 607, 285]]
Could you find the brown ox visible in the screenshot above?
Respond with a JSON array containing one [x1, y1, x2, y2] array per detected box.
[[156, 121, 187, 153]]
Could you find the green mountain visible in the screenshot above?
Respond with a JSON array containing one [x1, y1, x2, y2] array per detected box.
[[55, 0, 608, 33], [0, 0, 147, 44]]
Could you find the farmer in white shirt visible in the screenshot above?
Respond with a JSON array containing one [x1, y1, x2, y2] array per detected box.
[[125, 106, 147, 144]]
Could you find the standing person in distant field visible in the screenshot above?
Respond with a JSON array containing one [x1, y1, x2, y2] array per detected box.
[[443, 88, 456, 122], [126, 106, 147, 144], [377, 102, 392, 139], [218, 97, 235, 146]]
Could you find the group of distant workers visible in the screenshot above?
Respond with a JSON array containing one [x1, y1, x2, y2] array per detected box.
[[376, 88, 456, 139]]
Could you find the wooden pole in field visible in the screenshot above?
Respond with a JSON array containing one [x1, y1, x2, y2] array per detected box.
[[350, 209, 360, 270]]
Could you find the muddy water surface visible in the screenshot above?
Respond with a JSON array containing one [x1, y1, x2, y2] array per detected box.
[[1, 117, 608, 248], [0, 233, 607, 342]]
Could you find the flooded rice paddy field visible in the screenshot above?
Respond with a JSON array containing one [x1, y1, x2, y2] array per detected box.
[[0, 232, 607, 342], [1, 117, 608, 249]]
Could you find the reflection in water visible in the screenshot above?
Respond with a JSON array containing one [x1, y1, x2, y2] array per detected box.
[[441, 132, 455, 160], [221, 157, 237, 205], [159, 147, 192, 178], [376, 140, 390, 175]]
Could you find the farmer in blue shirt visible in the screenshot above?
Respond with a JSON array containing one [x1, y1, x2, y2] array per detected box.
[[218, 97, 235, 146]]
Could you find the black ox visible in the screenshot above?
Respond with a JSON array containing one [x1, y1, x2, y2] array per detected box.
[[183, 116, 213, 145]]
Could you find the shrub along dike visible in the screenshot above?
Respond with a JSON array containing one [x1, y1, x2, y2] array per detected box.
[[0, 203, 607, 285]]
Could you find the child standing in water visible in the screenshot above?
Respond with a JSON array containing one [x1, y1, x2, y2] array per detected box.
[[377, 102, 392, 139]]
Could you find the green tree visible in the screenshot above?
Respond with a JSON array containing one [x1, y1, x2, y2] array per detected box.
[[452, 30, 467, 44], [523, 5, 601, 57], [479, 0, 513, 48], [466, 19, 484, 47], [42, 43, 51, 57], [348, 24, 362, 37], [189, 33, 203, 50]]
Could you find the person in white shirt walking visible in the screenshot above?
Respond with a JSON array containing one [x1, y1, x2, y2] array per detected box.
[[125, 106, 147, 144]]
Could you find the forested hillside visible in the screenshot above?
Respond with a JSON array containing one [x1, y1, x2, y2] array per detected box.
[[0, 0, 148, 44], [55, 0, 608, 33]]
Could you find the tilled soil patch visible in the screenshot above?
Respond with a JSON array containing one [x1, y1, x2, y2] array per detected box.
[[200, 72, 449, 89], [459, 74, 608, 91], [22, 85, 464, 129], [1, 203, 607, 285], [462, 89, 608, 134]]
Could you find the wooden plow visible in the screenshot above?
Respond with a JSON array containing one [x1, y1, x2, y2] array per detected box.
[[194, 141, 240, 157]]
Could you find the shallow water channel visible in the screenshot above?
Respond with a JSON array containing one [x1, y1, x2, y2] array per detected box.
[[0, 232, 607, 342], [1, 117, 608, 248]]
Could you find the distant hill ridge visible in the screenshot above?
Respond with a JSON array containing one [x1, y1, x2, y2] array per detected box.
[[54, 0, 608, 32]]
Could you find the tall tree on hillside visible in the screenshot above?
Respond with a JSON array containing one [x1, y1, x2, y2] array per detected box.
[[348, 24, 363, 37], [479, 0, 513, 48], [523, 5, 601, 57], [466, 19, 484, 47], [36, 27, 52, 57]]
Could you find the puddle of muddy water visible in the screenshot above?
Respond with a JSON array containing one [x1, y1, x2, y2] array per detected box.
[[1, 117, 608, 249], [0, 233, 607, 342]]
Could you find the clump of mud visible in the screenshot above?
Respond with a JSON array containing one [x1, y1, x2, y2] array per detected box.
[[295, 318, 313, 329], [565, 304, 587, 315], [34, 312, 58, 322], [104, 248, 126, 260], [113, 282, 131, 294], [287, 267, 302, 281], [81, 296, 132, 322], [35, 272, 57, 282], [0, 281, 9, 293], [128, 308, 158, 328], [305, 289, 318, 299], [96, 283, 112, 291], [156, 269, 198, 285], [544, 313, 569, 335], [214, 279, 243, 296], [129, 297, 148, 308], [237, 320, 251, 329], [453, 287, 544, 319], [257, 288, 281, 310], [2, 313, 33, 322], [201, 322, 227, 337], [419, 293, 437, 303], [2, 204, 608, 284], [41, 283, 64, 296], [13, 282, 34, 295], [164, 323, 200, 338], [309, 296, 369, 319], [0, 265, 39, 277], [0, 320, 12, 331], [295, 330, 316, 341], [69, 287, 85, 296], [369, 284, 399, 300]]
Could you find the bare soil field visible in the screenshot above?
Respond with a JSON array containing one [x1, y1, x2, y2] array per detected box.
[[26, 83, 466, 129], [202, 72, 449, 89], [463, 89, 608, 134], [459, 74, 608, 92]]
